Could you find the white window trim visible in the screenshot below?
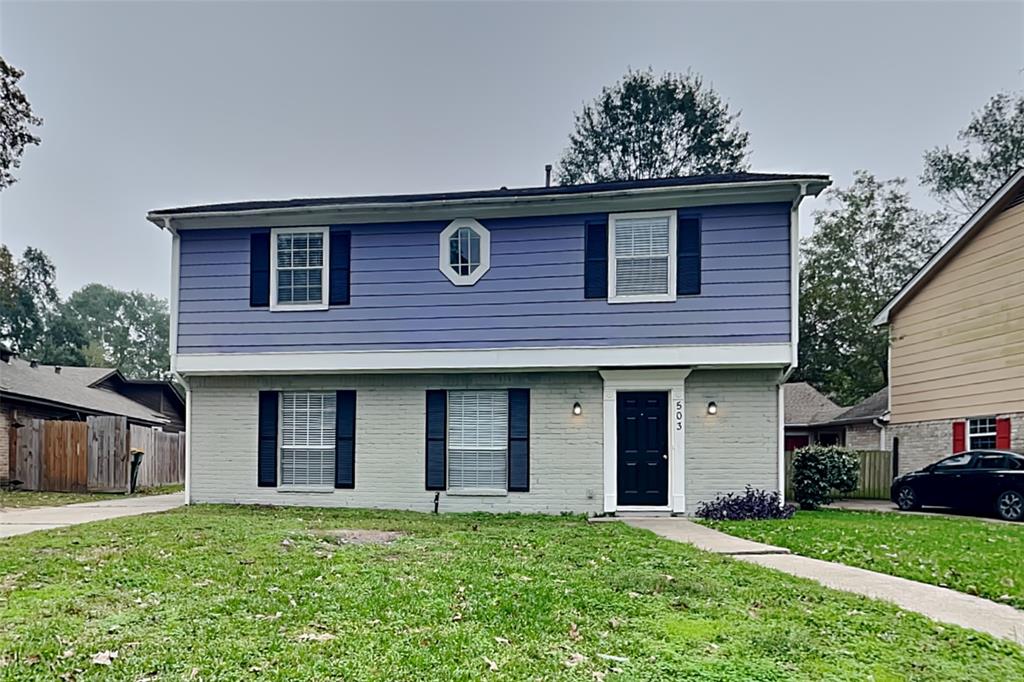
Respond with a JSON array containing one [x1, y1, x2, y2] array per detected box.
[[968, 416, 997, 450], [446, 389, 508, 493], [439, 219, 490, 286], [607, 210, 677, 303], [270, 226, 330, 311], [277, 391, 336, 491]]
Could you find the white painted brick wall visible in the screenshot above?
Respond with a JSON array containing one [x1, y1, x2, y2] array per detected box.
[[189, 372, 605, 514], [188, 369, 782, 515], [684, 369, 780, 513]]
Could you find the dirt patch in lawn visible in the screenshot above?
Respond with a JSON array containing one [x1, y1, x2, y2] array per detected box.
[[313, 529, 406, 546]]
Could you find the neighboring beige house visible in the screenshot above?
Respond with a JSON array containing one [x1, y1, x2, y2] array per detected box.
[[874, 168, 1024, 473]]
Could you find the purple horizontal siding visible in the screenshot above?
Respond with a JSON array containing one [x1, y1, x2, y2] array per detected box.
[[176, 203, 792, 353]]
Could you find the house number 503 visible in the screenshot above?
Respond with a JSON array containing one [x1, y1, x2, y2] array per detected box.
[[674, 400, 683, 430]]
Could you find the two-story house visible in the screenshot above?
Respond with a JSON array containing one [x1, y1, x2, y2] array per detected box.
[[874, 168, 1024, 473], [148, 172, 829, 514]]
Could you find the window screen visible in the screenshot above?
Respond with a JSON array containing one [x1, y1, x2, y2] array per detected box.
[[280, 392, 336, 486], [448, 390, 508, 490], [969, 417, 997, 450], [276, 231, 325, 304], [613, 215, 671, 296]]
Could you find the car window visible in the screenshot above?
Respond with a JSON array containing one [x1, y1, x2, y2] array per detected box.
[[934, 453, 973, 469], [1005, 456, 1023, 470], [975, 455, 1007, 470]]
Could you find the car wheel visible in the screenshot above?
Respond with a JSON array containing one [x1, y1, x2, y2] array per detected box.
[[896, 485, 919, 511], [996, 490, 1024, 522]]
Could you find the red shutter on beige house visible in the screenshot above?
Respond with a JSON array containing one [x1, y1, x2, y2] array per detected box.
[[952, 421, 966, 452], [995, 418, 1011, 449]]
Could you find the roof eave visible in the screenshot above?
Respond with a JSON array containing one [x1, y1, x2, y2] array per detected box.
[[147, 177, 831, 230], [873, 167, 1024, 326]]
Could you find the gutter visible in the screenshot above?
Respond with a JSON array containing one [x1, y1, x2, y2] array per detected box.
[[146, 177, 830, 228]]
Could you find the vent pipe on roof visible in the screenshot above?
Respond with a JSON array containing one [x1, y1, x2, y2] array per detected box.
[[54, 366, 62, 374], [29, 360, 38, 368], [544, 164, 552, 188]]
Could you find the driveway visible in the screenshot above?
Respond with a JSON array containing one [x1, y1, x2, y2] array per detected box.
[[0, 493, 184, 538], [829, 498, 1014, 524]]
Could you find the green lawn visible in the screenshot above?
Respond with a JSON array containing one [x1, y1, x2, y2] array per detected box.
[[703, 509, 1024, 609], [0, 485, 183, 509], [1, 507, 1021, 681]]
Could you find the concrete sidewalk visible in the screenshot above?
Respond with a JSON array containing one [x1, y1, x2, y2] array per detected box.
[[0, 493, 184, 538], [623, 517, 1024, 645]]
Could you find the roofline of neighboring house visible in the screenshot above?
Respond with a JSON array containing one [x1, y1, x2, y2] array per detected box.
[[873, 167, 1024, 326], [146, 174, 831, 231], [0, 390, 168, 426]]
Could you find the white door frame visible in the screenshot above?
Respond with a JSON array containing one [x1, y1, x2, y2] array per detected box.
[[600, 369, 691, 514]]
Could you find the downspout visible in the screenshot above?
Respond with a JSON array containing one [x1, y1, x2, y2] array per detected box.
[[779, 182, 810, 505], [163, 216, 191, 505], [789, 182, 810, 370]]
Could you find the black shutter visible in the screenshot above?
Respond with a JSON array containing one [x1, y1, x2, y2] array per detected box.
[[250, 232, 271, 307], [507, 388, 530, 492], [584, 219, 608, 299], [329, 230, 351, 306], [257, 391, 278, 487], [425, 390, 447, 490], [677, 215, 701, 295], [335, 390, 356, 488]]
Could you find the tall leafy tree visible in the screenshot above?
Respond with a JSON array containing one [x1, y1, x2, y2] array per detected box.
[[922, 91, 1024, 217], [0, 244, 59, 353], [63, 284, 170, 379], [798, 172, 945, 405], [0, 56, 43, 190], [556, 69, 750, 185]]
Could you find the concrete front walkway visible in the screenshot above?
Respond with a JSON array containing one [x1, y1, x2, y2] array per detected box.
[[624, 517, 1024, 645], [0, 493, 184, 538]]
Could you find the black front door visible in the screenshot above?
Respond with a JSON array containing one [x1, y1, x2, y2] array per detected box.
[[617, 392, 668, 506]]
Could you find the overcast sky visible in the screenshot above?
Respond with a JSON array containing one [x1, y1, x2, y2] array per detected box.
[[1, 1, 1022, 299]]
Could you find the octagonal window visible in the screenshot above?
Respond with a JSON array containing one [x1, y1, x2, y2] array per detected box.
[[440, 219, 490, 285]]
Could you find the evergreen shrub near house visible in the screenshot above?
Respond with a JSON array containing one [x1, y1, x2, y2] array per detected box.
[[695, 486, 796, 521], [793, 445, 860, 510]]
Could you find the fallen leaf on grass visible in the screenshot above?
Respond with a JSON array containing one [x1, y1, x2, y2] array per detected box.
[[483, 656, 499, 672], [569, 623, 582, 641], [494, 636, 510, 645], [596, 653, 629, 663], [91, 650, 118, 666], [295, 632, 336, 642], [565, 653, 587, 667]]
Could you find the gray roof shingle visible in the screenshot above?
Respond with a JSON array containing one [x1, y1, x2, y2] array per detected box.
[[784, 382, 843, 426], [833, 387, 889, 423], [0, 357, 168, 424]]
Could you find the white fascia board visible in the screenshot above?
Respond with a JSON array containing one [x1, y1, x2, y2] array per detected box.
[[872, 168, 1024, 326], [174, 343, 792, 376], [149, 179, 830, 231]]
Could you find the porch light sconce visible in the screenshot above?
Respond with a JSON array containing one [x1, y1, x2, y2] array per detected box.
[[572, 402, 583, 416], [707, 401, 718, 415]]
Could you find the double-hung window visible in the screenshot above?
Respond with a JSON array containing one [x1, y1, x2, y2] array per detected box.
[[271, 227, 329, 309], [608, 211, 677, 302], [968, 417, 997, 449], [280, 392, 336, 487], [448, 390, 508, 491]]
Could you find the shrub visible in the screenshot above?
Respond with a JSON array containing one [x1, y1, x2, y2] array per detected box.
[[695, 486, 796, 521], [793, 445, 860, 510]]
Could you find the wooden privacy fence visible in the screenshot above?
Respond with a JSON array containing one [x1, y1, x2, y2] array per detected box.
[[14, 416, 185, 493], [784, 449, 894, 500], [129, 424, 186, 488]]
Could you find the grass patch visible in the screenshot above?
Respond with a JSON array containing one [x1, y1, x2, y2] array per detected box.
[[0, 485, 183, 509], [702, 509, 1024, 609], [0, 505, 1020, 680]]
